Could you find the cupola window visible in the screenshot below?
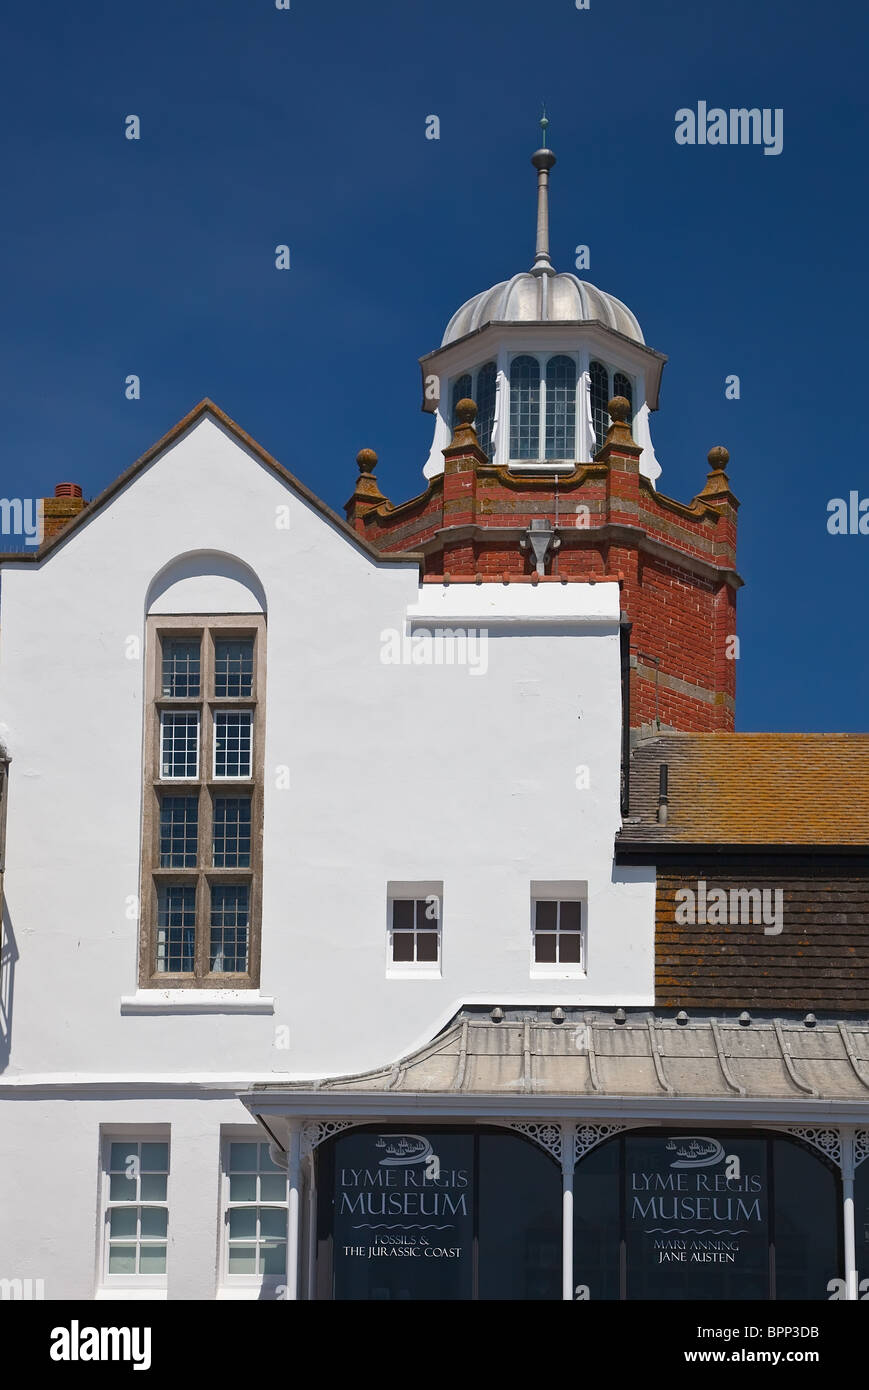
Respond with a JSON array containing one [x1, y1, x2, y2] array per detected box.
[[590, 360, 610, 458], [451, 374, 473, 424], [544, 355, 576, 460], [475, 361, 497, 458], [509, 356, 542, 460], [591, 362, 634, 456]]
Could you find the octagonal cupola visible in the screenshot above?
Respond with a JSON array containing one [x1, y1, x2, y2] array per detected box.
[[420, 125, 667, 483]]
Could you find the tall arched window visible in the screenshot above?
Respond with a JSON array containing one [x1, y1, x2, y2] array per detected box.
[[475, 362, 497, 459], [613, 372, 633, 414], [509, 356, 541, 460], [545, 355, 576, 460], [451, 374, 472, 424], [590, 360, 610, 457]]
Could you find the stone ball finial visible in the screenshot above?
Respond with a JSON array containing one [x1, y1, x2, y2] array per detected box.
[[455, 398, 477, 425], [608, 396, 631, 423], [707, 445, 730, 471], [356, 448, 378, 475]]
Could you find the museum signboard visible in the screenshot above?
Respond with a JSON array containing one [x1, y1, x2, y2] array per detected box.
[[331, 1132, 474, 1300]]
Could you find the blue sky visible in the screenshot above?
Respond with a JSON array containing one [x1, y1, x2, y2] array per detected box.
[[2, 0, 866, 731]]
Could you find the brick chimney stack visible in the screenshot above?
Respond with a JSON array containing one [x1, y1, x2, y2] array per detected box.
[[43, 483, 86, 541]]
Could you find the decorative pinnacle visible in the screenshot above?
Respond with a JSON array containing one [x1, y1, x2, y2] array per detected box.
[[530, 110, 556, 278], [356, 448, 378, 474], [707, 445, 730, 472]]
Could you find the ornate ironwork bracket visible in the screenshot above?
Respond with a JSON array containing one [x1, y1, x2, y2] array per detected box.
[[506, 1121, 563, 1164], [574, 1123, 627, 1165], [779, 1126, 842, 1169], [301, 1119, 357, 1159]]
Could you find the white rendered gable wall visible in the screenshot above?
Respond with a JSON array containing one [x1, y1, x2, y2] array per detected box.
[[0, 413, 654, 1082]]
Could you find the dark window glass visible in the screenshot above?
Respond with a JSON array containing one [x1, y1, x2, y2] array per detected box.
[[535, 901, 557, 931], [559, 932, 582, 963], [451, 374, 472, 425], [534, 933, 557, 963], [392, 900, 413, 930], [392, 933, 414, 962], [545, 355, 576, 459], [477, 1133, 561, 1299], [773, 1138, 839, 1298], [162, 639, 200, 698], [156, 885, 195, 973], [159, 796, 198, 868], [590, 360, 610, 457], [475, 362, 497, 458], [573, 1131, 621, 1301], [213, 796, 252, 867], [210, 884, 249, 972], [214, 639, 254, 698], [509, 356, 541, 460], [560, 901, 581, 933], [416, 932, 439, 963], [613, 371, 633, 413]]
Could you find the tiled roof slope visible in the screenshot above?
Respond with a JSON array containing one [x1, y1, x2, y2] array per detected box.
[[620, 733, 869, 847]]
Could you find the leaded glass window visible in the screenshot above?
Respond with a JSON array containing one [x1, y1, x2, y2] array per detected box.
[[545, 355, 577, 460], [156, 884, 196, 973], [451, 374, 473, 424], [509, 356, 541, 460], [475, 361, 497, 458], [160, 711, 199, 779], [144, 619, 264, 986], [613, 372, 633, 412], [590, 360, 610, 457], [159, 795, 198, 867], [210, 884, 250, 972], [214, 711, 252, 779], [213, 796, 252, 867], [161, 639, 200, 698], [214, 639, 254, 698]]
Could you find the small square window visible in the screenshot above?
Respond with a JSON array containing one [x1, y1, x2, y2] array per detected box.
[[532, 897, 584, 972], [389, 895, 441, 969]]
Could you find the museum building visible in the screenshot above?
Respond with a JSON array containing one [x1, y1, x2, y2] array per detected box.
[[0, 133, 867, 1302]]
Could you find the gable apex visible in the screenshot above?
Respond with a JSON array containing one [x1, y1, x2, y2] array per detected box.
[[0, 398, 421, 570]]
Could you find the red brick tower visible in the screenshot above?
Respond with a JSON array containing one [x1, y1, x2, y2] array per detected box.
[[346, 132, 740, 734]]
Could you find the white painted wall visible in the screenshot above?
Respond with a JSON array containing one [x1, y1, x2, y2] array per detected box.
[[0, 411, 654, 1089]]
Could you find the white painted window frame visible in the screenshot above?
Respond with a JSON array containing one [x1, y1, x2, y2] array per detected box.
[[159, 709, 200, 781], [96, 1131, 170, 1297], [386, 881, 443, 979], [217, 1130, 290, 1300], [212, 708, 254, 781], [530, 882, 588, 979]]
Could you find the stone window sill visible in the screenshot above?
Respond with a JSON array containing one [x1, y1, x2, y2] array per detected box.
[[120, 990, 275, 1015]]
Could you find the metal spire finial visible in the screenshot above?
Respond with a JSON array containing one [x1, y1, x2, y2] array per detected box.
[[530, 109, 557, 277]]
